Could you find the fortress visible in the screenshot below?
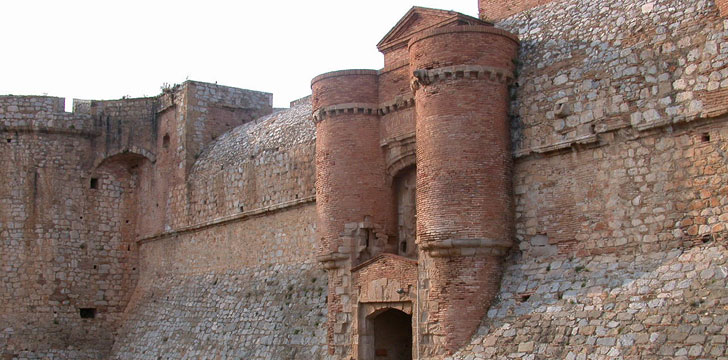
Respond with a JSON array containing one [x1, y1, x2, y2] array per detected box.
[[2, 0, 728, 359]]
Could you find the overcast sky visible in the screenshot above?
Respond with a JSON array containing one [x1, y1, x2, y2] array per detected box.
[[1, 0, 478, 109]]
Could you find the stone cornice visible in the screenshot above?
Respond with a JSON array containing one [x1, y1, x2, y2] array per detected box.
[[420, 238, 512, 257], [411, 65, 515, 90]]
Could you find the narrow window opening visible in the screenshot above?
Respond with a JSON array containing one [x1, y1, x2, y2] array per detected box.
[[162, 133, 170, 148], [93, 265, 97, 270], [239, 205, 245, 212], [400, 241, 407, 254], [79, 308, 96, 319], [6, 139, 11, 143], [518, 292, 534, 302], [89, 178, 98, 189], [702, 132, 711, 142]]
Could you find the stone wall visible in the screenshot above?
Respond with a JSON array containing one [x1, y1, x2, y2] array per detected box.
[[109, 99, 328, 359], [442, 0, 728, 357], [502, 0, 726, 158], [0, 83, 277, 359], [0, 96, 138, 359]]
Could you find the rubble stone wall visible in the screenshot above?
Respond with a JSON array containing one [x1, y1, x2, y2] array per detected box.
[[443, 0, 728, 358], [0, 97, 139, 359]]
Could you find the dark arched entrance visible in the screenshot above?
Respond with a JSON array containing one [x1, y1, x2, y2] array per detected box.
[[370, 308, 412, 359]]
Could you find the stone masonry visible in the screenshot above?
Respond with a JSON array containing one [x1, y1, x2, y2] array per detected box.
[[1, 0, 728, 359]]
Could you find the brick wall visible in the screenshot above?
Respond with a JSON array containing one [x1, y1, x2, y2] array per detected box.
[[717, 0, 728, 16], [479, 0, 558, 21]]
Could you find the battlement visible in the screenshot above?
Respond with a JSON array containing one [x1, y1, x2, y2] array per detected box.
[[0, 95, 96, 135], [0, 95, 66, 113]]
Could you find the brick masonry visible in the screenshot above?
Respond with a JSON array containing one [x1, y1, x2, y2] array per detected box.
[[1, 0, 728, 358]]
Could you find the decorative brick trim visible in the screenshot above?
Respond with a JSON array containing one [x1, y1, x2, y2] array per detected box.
[[312, 95, 416, 123], [408, 25, 520, 49], [379, 95, 415, 115], [421, 238, 512, 257], [411, 65, 515, 90], [312, 103, 379, 123]]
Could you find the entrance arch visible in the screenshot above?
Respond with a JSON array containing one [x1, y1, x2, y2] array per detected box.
[[364, 308, 412, 360]]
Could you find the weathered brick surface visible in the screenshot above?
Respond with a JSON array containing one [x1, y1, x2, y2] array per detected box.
[[3, 0, 728, 358], [479, 0, 559, 21], [313, 16, 520, 358]]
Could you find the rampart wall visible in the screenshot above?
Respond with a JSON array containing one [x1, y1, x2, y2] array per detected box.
[[109, 99, 329, 359], [0, 96, 138, 358], [447, 0, 728, 358], [3, 0, 728, 357]]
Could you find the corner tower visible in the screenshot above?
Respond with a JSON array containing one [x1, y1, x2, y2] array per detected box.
[[312, 7, 519, 359]]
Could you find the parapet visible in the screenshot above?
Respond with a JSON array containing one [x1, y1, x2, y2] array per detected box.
[[311, 69, 379, 114], [0, 95, 95, 135]]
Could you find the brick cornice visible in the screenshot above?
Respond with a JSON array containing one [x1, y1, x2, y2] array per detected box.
[[312, 103, 379, 123], [411, 64, 515, 90]]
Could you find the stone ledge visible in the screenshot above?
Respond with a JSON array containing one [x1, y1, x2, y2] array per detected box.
[[137, 195, 316, 244], [514, 110, 728, 159], [0, 125, 99, 137], [421, 238, 512, 257]]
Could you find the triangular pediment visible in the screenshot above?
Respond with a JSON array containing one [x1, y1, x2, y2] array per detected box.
[[377, 6, 490, 53]]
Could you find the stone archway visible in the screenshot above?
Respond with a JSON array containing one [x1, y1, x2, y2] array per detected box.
[[363, 308, 412, 360]]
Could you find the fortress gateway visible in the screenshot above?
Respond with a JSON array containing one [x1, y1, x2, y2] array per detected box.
[[2, 0, 728, 359]]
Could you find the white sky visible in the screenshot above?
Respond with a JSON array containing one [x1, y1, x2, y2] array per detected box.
[[0, 0, 478, 110]]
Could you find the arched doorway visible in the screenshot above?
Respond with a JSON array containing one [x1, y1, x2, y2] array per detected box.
[[369, 308, 412, 359]]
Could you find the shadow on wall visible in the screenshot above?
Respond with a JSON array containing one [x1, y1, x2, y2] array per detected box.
[[505, 0, 722, 156]]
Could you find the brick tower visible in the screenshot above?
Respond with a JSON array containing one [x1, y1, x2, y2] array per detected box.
[[409, 25, 519, 356], [312, 7, 519, 359]]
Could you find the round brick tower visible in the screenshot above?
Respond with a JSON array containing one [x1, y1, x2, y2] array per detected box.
[[311, 70, 393, 261], [311, 70, 393, 354], [408, 25, 519, 355]]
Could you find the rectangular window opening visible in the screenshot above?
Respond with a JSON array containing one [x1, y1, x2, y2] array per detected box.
[[90, 178, 98, 189], [79, 308, 96, 319]]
